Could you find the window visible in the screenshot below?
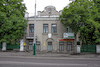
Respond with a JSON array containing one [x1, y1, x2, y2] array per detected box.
[[29, 24, 34, 33], [66, 27, 72, 33], [36, 41, 40, 51], [67, 42, 72, 51], [59, 42, 64, 51], [43, 24, 48, 33], [48, 42, 52, 45], [66, 27, 69, 33], [52, 24, 57, 33]]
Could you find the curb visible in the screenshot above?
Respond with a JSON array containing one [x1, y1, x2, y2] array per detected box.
[[0, 52, 100, 58], [0, 55, 100, 61]]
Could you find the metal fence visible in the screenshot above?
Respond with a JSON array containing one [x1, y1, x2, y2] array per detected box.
[[81, 45, 96, 53], [0, 44, 2, 49], [7, 45, 20, 49]]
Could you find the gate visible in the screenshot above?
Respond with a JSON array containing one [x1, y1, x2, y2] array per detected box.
[[0, 44, 2, 49], [81, 45, 96, 53]]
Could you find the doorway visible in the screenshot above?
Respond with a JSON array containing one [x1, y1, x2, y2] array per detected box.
[[66, 42, 72, 51], [48, 42, 52, 52], [28, 40, 33, 51]]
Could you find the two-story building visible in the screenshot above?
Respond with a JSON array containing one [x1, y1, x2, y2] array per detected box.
[[25, 6, 77, 53]]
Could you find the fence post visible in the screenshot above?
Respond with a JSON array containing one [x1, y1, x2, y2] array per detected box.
[[2, 42, 6, 51], [77, 45, 81, 53], [96, 45, 100, 53], [20, 39, 24, 51]]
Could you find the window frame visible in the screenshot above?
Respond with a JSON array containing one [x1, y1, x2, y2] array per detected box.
[[51, 24, 57, 33], [43, 24, 48, 33], [29, 24, 34, 33], [67, 42, 72, 51], [59, 42, 64, 51], [66, 27, 72, 33], [36, 41, 41, 51]]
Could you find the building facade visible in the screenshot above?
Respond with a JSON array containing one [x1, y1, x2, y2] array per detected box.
[[25, 6, 77, 53]]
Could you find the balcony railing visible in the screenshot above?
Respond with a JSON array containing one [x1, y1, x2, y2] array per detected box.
[[26, 33, 34, 39]]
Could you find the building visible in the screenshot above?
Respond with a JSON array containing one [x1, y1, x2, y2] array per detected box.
[[69, 0, 93, 2], [25, 6, 77, 53], [69, 0, 75, 1]]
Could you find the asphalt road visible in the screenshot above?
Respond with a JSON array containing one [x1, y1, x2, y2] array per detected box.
[[0, 56, 100, 67]]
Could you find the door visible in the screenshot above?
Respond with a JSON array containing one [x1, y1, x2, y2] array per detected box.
[[59, 42, 64, 51], [28, 40, 33, 51], [36, 41, 41, 51], [67, 42, 72, 51], [48, 42, 52, 52]]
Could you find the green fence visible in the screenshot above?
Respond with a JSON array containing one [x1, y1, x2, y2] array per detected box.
[[0, 44, 2, 49], [7, 44, 20, 49], [0, 44, 20, 50], [81, 45, 96, 53]]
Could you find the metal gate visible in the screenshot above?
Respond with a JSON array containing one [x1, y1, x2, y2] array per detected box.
[[81, 45, 96, 53]]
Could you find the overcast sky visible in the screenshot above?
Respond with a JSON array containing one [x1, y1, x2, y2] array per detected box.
[[23, 0, 72, 16]]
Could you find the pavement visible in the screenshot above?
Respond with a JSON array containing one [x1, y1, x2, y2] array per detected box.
[[0, 51, 100, 58], [1, 56, 100, 67]]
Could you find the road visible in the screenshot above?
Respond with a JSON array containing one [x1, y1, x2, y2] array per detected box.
[[0, 56, 100, 67]]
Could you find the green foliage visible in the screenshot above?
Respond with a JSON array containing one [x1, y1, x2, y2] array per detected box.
[[0, 0, 27, 44], [60, 0, 100, 45]]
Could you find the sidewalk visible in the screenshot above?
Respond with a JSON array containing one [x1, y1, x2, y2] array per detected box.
[[0, 51, 100, 58]]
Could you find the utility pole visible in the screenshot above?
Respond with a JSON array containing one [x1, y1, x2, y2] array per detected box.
[[33, 0, 36, 56]]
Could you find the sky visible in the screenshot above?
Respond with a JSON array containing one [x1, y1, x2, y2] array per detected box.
[[23, 0, 72, 16]]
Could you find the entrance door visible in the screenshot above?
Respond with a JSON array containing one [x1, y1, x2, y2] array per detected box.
[[36, 41, 41, 51], [28, 40, 33, 51], [48, 42, 52, 52], [67, 42, 72, 51], [59, 42, 64, 51]]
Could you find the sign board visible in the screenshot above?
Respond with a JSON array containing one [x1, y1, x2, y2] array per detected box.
[[59, 39, 74, 42], [24, 43, 26, 46], [48, 33, 52, 38], [63, 33, 74, 39], [69, 0, 75, 1]]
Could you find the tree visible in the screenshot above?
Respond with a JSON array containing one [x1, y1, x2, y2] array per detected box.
[[60, 0, 100, 45], [94, 0, 100, 12], [0, 0, 27, 44], [93, 0, 100, 44]]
